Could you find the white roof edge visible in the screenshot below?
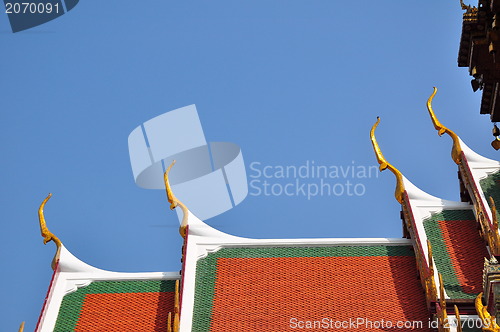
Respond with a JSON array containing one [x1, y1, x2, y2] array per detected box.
[[460, 138, 500, 168], [58, 245, 181, 277], [58, 245, 103, 273], [191, 237, 413, 246], [403, 176, 471, 209], [187, 209, 415, 245], [186, 210, 249, 240], [459, 137, 500, 223]]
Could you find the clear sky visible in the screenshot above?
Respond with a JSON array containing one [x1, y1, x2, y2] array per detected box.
[[1, 1, 497, 330]]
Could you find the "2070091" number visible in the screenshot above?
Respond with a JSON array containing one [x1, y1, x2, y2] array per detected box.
[[5, 2, 60, 14]]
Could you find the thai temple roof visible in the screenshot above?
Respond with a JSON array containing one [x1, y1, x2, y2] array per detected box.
[[30, 96, 500, 330], [21, 2, 500, 332]]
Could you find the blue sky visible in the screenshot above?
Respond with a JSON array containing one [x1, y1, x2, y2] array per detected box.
[[1, 1, 497, 330]]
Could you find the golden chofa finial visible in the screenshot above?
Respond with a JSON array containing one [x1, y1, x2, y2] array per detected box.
[[164, 161, 189, 238], [454, 305, 463, 332], [39, 194, 62, 247], [38, 193, 61, 269], [427, 87, 463, 165], [460, 0, 477, 11], [18, 322, 25, 332], [475, 292, 500, 331], [370, 117, 405, 203]]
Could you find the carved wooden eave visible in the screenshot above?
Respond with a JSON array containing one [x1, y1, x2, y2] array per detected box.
[[458, 0, 500, 121]]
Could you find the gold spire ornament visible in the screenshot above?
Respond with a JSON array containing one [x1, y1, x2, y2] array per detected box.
[[486, 197, 500, 255], [454, 305, 462, 332], [437, 273, 450, 332], [166, 280, 181, 332], [174, 279, 180, 331], [370, 117, 406, 203], [18, 322, 25, 332], [164, 161, 189, 238], [38, 193, 62, 269], [460, 0, 470, 10], [426, 240, 438, 301], [426, 87, 463, 164], [460, 0, 478, 12], [475, 292, 500, 331], [167, 313, 172, 332]]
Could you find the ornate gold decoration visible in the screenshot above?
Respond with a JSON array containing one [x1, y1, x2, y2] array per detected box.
[[18, 322, 24, 332], [481, 256, 500, 324], [460, 0, 478, 12], [163, 162, 186, 331], [437, 273, 450, 332], [460, 0, 470, 10], [460, 0, 478, 23], [164, 161, 189, 238], [454, 305, 462, 332], [167, 313, 172, 332], [477, 197, 500, 256], [476, 292, 500, 331], [428, 240, 434, 273], [439, 273, 446, 308], [462, 153, 500, 255], [39, 193, 62, 269], [174, 279, 180, 331], [370, 117, 405, 203], [425, 240, 438, 302], [166, 279, 181, 332], [490, 197, 500, 238], [38, 194, 61, 247], [426, 87, 463, 165]]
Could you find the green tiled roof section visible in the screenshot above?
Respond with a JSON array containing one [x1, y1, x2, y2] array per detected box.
[[480, 170, 500, 221], [53, 279, 176, 332], [193, 245, 414, 332], [423, 209, 476, 300]]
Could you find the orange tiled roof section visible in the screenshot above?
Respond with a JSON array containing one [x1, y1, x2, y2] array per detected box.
[[53, 279, 176, 332], [75, 292, 175, 332], [194, 246, 432, 332], [423, 210, 487, 299], [438, 218, 488, 294]]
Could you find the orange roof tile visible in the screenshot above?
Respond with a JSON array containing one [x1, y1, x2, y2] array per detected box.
[[53, 279, 176, 331], [76, 292, 174, 332], [438, 218, 488, 294]]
